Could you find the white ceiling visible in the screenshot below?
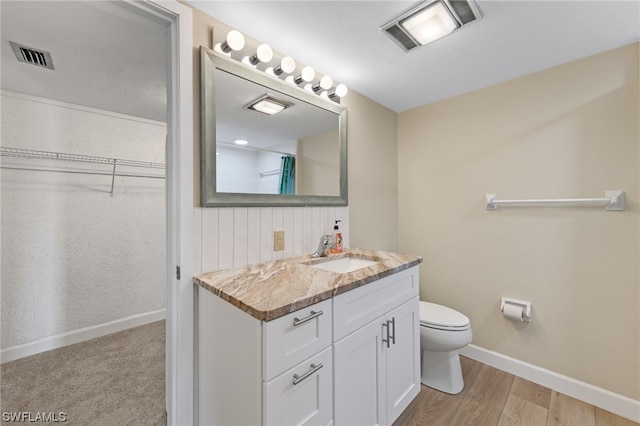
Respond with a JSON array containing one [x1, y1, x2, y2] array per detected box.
[[190, 0, 640, 113], [1, 1, 639, 120], [1, 1, 169, 122]]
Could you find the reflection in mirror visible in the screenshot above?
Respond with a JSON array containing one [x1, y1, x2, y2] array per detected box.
[[214, 68, 340, 196], [201, 46, 347, 207]]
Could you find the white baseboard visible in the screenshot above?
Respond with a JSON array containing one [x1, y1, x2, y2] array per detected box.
[[459, 344, 640, 423], [1, 309, 166, 363]]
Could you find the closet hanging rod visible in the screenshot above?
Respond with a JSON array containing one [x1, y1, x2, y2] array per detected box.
[[0, 166, 165, 180], [485, 190, 625, 211]]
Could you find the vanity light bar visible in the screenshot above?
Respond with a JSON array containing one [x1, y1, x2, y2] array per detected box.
[[214, 29, 348, 100]]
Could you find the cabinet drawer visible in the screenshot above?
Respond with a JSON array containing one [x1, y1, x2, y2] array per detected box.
[[263, 346, 333, 426], [333, 267, 418, 341], [263, 299, 332, 381]]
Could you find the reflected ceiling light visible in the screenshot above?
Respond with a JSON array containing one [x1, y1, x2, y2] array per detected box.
[[293, 66, 315, 85], [245, 94, 293, 115], [242, 43, 273, 67], [234, 139, 249, 145], [381, 0, 482, 51], [312, 75, 334, 93], [214, 30, 245, 55], [328, 84, 348, 99]]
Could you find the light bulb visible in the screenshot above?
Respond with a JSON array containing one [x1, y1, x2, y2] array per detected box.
[[312, 75, 333, 93], [330, 83, 348, 98], [249, 44, 273, 66], [267, 56, 296, 76], [215, 30, 245, 55], [294, 66, 315, 85]]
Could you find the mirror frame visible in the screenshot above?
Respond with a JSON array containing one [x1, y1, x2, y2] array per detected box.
[[200, 46, 348, 207]]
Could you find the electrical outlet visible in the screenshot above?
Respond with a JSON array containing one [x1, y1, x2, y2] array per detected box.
[[274, 230, 285, 251]]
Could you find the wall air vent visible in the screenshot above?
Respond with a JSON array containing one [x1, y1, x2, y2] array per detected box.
[[381, 0, 482, 52], [9, 41, 55, 70]]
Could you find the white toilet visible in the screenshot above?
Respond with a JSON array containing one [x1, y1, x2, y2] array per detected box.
[[419, 301, 472, 394]]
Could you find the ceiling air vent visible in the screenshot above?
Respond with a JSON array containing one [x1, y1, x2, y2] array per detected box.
[[381, 0, 482, 52], [9, 41, 55, 70]]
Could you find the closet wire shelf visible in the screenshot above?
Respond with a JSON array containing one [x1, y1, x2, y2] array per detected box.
[[0, 147, 165, 194]]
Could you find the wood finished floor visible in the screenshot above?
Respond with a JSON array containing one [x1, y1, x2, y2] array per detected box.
[[393, 356, 638, 426]]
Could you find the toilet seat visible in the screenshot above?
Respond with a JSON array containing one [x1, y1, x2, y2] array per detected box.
[[420, 301, 470, 331]]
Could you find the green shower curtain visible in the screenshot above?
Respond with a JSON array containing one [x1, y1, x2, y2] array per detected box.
[[278, 155, 295, 195]]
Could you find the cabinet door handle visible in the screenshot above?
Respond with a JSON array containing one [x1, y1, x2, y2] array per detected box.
[[293, 310, 323, 327], [292, 363, 323, 385], [389, 317, 396, 345], [382, 322, 390, 348]]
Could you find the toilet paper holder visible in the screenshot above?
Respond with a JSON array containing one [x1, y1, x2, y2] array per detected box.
[[501, 297, 532, 322]]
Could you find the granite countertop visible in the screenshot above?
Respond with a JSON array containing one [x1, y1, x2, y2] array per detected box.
[[194, 248, 423, 321]]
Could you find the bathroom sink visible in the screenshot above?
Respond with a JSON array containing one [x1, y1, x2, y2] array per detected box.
[[306, 255, 379, 274]]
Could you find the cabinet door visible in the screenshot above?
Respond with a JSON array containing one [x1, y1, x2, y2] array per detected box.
[[385, 297, 421, 425], [264, 347, 333, 426], [334, 318, 386, 426]]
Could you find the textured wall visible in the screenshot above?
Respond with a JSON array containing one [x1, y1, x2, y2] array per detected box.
[[398, 43, 639, 399], [1, 92, 167, 349]]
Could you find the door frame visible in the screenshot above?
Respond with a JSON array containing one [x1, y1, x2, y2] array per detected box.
[[127, 1, 193, 424]]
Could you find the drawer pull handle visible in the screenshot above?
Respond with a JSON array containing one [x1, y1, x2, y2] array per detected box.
[[293, 310, 323, 327], [292, 363, 323, 385]]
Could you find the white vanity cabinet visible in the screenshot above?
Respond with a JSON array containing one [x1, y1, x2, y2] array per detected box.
[[196, 261, 421, 426], [197, 290, 333, 426], [333, 266, 421, 426]]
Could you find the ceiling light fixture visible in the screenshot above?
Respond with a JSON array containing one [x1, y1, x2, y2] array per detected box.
[[402, 2, 458, 45], [234, 139, 249, 145], [381, 0, 482, 51], [245, 94, 293, 116]]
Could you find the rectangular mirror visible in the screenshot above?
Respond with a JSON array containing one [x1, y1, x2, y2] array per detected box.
[[200, 46, 348, 207]]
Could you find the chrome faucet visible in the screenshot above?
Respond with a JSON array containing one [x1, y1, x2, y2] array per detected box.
[[311, 234, 333, 258]]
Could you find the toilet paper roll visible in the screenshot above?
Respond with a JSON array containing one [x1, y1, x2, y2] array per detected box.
[[502, 303, 524, 322]]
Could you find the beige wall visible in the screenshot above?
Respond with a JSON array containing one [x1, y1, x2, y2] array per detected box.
[[298, 129, 340, 196], [398, 43, 640, 399], [342, 91, 398, 251]]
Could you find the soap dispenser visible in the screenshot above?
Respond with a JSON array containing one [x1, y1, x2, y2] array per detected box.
[[333, 220, 343, 253]]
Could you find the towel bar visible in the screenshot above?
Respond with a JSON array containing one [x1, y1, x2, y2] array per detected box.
[[485, 190, 625, 211]]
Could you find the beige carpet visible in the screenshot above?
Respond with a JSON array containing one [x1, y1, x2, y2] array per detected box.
[[1, 321, 166, 425]]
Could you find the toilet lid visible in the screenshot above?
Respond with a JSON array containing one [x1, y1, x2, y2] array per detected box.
[[420, 301, 470, 330]]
